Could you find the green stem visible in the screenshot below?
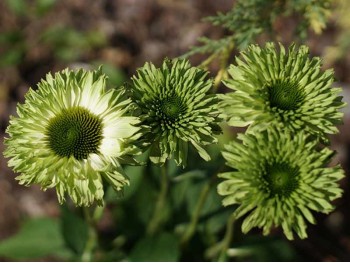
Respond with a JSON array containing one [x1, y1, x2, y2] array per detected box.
[[198, 53, 217, 69], [147, 164, 169, 235], [213, 42, 234, 92], [81, 207, 98, 262], [213, 67, 227, 91], [218, 213, 235, 262], [180, 181, 211, 247]]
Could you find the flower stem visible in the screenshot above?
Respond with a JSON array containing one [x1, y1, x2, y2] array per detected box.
[[147, 164, 169, 235], [218, 213, 235, 262], [180, 181, 211, 247], [213, 67, 227, 91], [199, 53, 217, 69], [81, 207, 98, 262], [213, 43, 234, 92]]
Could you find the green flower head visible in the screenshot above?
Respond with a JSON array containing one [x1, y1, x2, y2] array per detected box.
[[4, 68, 140, 206], [220, 42, 345, 139], [218, 128, 344, 240], [130, 58, 222, 167]]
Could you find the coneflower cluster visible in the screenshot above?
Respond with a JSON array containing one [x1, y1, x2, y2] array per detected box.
[[4, 59, 221, 205], [3, 43, 346, 241], [218, 42, 345, 239]]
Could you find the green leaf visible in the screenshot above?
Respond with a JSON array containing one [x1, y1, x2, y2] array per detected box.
[[5, 0, 28, 16], [0, 49, 23, 67], [171, 170, 206, 211], [0, 217, 67, 260], [205, 210, 231, 234], [61, 205, 88, 255], [105, 165, 145, 202], [181, 36, 234, 58], [172, 169, 206, 183], [130, 174, 158, 225], [186, 181, 221, 217], [55, 47, 81, 62], [129, 232, 179, 261], [232, 236, 297, 261], [35, 0, 56, 16], [95, 62, 126, 87], [0, 31, 23, 44]]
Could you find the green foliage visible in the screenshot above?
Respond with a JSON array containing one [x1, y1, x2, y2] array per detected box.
[[205, 0, 276, 50], [95, 62, 127, 88], [229, 236, 297, 261], [184, 0, 333, 59], [0, 218, 71, 260], [40, 26, 106, 62], [180, 36, 234, 57], [0, 30, 25, 67], [5, 0, 28, 16], [129, 233, 179, 261], [105, 165, 145, 202], [1, 0, 106, 67], [290, 0, 332, 35], [324, 0, 350, 66], [61, 206, 89, 255], [5, 0, 56, 16], [35, 0, 57, 16]]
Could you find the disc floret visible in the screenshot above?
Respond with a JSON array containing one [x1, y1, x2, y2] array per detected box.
[[262, 162, 299, 197], [46, 106, 103, 160]]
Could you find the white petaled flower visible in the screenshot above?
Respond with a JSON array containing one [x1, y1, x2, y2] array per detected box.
[[4, 68, 141, 206]]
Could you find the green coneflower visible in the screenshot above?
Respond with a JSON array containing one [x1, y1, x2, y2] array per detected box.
[[220, 42, 345, 139], [218, 128, 344, 240], [129, 58, 221, 166], [4, 68, 140, 206]]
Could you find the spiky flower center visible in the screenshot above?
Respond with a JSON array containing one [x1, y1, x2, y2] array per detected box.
[[262, 162, 299, 197], [46, 106, 103, 160], [155, 93, 187, 126], [267, 80, 304, 111]]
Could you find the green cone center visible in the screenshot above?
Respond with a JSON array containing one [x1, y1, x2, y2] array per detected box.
[[263, 162, 299, 197], [267, 80, 304, 110], [46, 106, 103, 160], [158, 94, 187, 122]]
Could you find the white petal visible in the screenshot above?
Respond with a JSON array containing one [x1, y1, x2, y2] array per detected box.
[[80, 72, 105, 110], [86, 95, 109, 116], [89, 153, 107, 171], [103, 117, 139, 139], [99, 138, 122, 157]]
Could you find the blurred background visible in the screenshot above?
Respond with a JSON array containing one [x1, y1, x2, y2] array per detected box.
[[1, 0, 350, 261]]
